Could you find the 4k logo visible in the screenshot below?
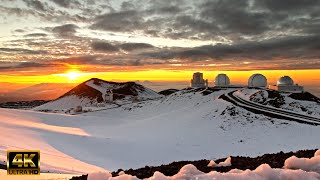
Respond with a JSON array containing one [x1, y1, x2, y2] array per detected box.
[[7, 150, 40, 175]]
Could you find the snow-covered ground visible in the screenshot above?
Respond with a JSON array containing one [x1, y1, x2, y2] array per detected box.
[[0, 88, 319, 178]]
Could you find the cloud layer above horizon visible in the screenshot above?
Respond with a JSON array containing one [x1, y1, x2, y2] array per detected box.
[[0, 0, 320, 74]]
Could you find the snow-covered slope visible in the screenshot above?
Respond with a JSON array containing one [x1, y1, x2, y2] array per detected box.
[[34, 78, 162, 111], [1, 87, 319, 175]]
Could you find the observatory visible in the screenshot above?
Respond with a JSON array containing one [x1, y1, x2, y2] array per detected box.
[[105, 89, 113, 102], [248, 74, 267, 88], [269, 76, 303, 93], [191, 72, 208, 88], [214, 74, 230, 87]]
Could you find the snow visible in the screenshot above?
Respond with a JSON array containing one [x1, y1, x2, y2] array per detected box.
[[33, 95, 101, 112], [207, 157, 232, 167], [219, 157, 232, 167], [89, 163, 320, 180], [0, 88, 319, 178], [88, 171, 112, 180], [284, 155, 320, 173]]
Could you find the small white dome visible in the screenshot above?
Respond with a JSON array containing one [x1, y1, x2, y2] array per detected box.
[[214, 74, 230, 87], [277, 76, 294, 86], [248, 74, 267, 87]]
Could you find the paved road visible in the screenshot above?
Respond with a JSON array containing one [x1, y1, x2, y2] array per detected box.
[[221, 90, 320, 126]]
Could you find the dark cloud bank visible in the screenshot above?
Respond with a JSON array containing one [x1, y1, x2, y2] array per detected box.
[[1, 0, 320, 70]]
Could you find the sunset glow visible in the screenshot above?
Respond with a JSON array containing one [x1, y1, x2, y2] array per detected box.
[[65, 71, 81, 81], [0, 0, 319, 96]]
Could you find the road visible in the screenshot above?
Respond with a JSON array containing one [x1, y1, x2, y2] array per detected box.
[[221, 90, 320, 126]]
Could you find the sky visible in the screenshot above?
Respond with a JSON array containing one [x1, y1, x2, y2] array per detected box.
[[0, 0, 319, 95]]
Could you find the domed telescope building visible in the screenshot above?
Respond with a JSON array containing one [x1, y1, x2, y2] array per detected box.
[[269, 76, 303, 93], [248, 74, 267, 88], [191, 72, 208, 88], [214, 74, 230, 87]]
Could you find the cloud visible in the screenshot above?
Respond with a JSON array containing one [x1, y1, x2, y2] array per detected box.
[[141, 35, 320, 61], [23, 0, 46, 12], [255, 0, 320, 11], [119, 43, 154, 51], [14, 29, 26, 33], [50, 0, 80, 8], [0, 48, 47, 55], [0, 62, 55, 71], [24, 33, 48, 37], [1, 0, 320, 72], [51, 24, 79, 37], [199, 0, 270, 36], [90, 10, 143, 32], [91, 41, 155, 52], [91, 41, 119, 52]]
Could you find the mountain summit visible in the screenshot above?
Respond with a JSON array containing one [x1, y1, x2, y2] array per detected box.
[[34, 78, 162, 111]]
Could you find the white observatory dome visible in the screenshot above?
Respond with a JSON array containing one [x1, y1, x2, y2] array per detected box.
[[248, 74, 267, 88], [277, 76, 294, 86], [214, 74, 230, 87]]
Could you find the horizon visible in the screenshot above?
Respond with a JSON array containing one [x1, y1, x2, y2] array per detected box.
[[1, 69, 319, 103]]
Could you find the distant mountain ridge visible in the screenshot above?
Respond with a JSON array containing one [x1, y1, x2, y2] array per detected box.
[[0, 83, 76, 103]]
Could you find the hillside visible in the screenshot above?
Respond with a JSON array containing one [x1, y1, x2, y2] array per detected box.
[[235, 89, 320, 116], [34, 78, 162, 112], [0, 86, 319, 176]]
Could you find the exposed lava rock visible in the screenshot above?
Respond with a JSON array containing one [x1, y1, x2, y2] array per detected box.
[[70, 174, 88, 180], [0, 100, 50, 109], [264, 90, 285, 108], [158, 89, 180, 96], [109, 149, 317, 179], [60, 83, 104, 102], [112, 82, 144, 96], [220, 106, 239, 116], [201, 87, 221, 96], [249, 90, 267, 103], [289, 92, 320, 103]]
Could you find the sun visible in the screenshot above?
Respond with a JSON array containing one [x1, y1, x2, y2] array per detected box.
[[66, 71, 80, 80]]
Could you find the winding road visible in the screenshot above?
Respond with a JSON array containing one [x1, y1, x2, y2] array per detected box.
[[221, 90, 320, 126]]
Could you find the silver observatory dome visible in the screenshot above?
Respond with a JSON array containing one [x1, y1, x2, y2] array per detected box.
[[214, 74, 230, 86], [277, 76, 294, 86], [248, 74, 267, 87]]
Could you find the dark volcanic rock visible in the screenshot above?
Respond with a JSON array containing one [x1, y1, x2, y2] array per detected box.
[[0, 100, 50, 109], [70, 174, 88, 180], [289, 92, 320, 103], [110, 149, 317, 179], [60, 83, 104, 102], [159, 89, 180, 96], [264, 90, 285, 108], [201, 87, 221, 96]]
